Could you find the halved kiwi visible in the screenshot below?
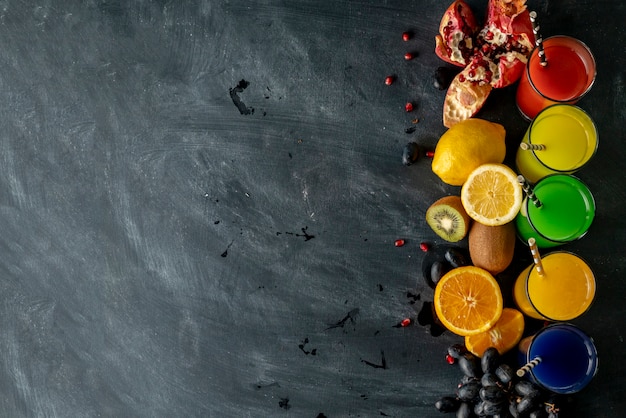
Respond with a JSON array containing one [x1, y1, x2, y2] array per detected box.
[[426, 195, 471, 242]]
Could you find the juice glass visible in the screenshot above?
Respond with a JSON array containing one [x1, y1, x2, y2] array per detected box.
[[513, 251, 596, 321], [517, 323, 598, 394], [515, 174, 595, 248], [516, 35, 596, 120], [515, 104, 598, 184]]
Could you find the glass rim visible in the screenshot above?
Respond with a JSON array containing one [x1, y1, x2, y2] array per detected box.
[[526, 104, 599, 173], [525, 174, 596, 244], [527, 323, 599, 394], [526, 35, 597, 104], [524, 251, 596, 321]]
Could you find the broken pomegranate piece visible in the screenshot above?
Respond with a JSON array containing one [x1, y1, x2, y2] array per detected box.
[[435, 0, 536, 126]]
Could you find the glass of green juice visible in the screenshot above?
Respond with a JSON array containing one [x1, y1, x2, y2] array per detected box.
[[513, 251, 596, 321], [515, 104, 598, 184], [515, 174, 595, 248]]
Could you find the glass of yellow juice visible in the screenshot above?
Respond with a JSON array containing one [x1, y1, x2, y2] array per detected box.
[[515, 104, 598, 184], [513, 251, 596, 321]]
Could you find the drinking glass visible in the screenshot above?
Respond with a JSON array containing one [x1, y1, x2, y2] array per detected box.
[[516, 35, 596, 121]]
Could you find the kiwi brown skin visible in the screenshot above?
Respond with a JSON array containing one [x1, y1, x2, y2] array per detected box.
[[468, 221, 516, 275], [425, 195, 471, 242]]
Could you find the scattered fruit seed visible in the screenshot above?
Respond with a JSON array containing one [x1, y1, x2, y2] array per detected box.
[[394, 239, 406, 247], [402, 32, 410, 41], [400, 318, 411, 327], [419, 242, 430, 252], [446, 354, 456, 365], [426, 150, 435, 158], [385, 76, 394, 85], [411, 118, 419, 124], [404, 52, 414, 60], [405, 102, 414, 112]]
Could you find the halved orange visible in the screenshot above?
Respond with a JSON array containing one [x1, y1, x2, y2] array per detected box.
[[460, 163, 523, 226], [465, 308, 525, 357], [434, 266, 503, 337]]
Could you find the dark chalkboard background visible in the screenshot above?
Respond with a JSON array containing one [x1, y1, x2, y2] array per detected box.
[[0, 1, 624, 416]]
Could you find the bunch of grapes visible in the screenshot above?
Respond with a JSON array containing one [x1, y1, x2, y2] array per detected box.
[[434, 345, 562, 417]]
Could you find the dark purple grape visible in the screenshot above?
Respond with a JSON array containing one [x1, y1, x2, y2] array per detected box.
[[402, 142, 420, 166], [444, 247, 469, 268], [447, 344, 467, 359], [481, 347, 500, 374], [529, 408, 548, 418], [430, 261, 449, 287], [434, 66, 455, 90], [458, 354, 481, 378], [480, 385, 507, 403], [435, 395, 460, 413], [480, 399, 507, 416], [517, 390, 542, 415], [456, 402, 472, 418], [495, 363, 514, 384], [515, 380, 539, 396], [480, 372, 500, 387], [457, 381, 481, 402], [509, 402, 521, 417]]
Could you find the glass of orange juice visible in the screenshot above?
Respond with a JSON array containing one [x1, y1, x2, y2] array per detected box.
[[513, 251, 596, 321], [516, 35, 596, 121], [515, 104, 598, 184]]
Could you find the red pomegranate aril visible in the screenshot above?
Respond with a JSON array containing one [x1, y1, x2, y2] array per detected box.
[[402, 32, 410, 41], [458, 74, 466, 82], [400, 318, 411, 327], [394, 239, 405, 247], [405, 102, 414, 112], [419, 242, 430, 252], [426, 150, 435, 158], [404, 52, 414, 60], [446, 354, 456, 365], [385, 76, 394, 85], [468, 69, 476, 78]]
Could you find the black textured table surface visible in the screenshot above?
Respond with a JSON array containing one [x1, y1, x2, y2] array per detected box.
[[0, 1, 624, 417]]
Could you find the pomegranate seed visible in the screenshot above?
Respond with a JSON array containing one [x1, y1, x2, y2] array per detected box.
[[446, 354, 456, 365], [458, 74, 466, 83], [385, 76, 394, 85], [419, 242, 430, 252], [400, 318, 411, 327], [485, 31, 494, 40], [426, 150, 435, 158], [404, 52, 414, 61], [468, 70, 476, 78], [402, 32, 410, 41], [405, 102, 414, 112], [394, 239, 405, 247]]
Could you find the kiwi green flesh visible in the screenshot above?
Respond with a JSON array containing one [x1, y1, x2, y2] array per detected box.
[[426, 205, 466, 242]]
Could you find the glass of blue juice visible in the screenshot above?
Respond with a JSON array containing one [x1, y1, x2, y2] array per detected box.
[[518, 323, 598, 394]]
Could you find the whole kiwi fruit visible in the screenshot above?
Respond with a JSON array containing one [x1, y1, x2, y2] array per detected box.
[[468, 221, 516, 275]]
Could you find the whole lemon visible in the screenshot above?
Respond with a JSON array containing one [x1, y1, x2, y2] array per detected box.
[[432, 119, 506, 186]]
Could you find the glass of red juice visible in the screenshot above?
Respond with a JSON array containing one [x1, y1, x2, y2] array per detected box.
[[517, 323, 598, 394], [516, 36, 596, 120]]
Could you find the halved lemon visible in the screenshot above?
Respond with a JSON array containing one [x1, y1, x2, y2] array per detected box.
[[434, 266, 503, 337], [460, 163, 523, 226], [465, 308, 525, 357]]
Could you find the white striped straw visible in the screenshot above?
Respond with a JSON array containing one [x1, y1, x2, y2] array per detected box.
[[517, 356, 543, 377], [520, 142, 546, 151], [528, 238, 545, 276]]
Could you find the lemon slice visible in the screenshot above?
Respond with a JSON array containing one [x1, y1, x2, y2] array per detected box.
[[461, 163, 523, 226]]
